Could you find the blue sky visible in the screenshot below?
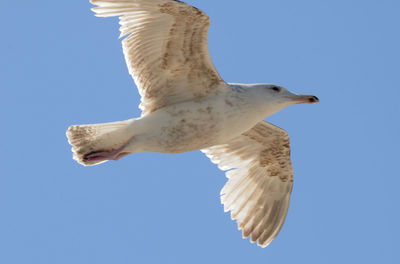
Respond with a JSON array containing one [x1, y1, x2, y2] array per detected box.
[[1, 0, 399, 263]]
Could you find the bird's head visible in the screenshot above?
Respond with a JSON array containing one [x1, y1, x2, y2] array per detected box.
[[248, 84, 319, 116]]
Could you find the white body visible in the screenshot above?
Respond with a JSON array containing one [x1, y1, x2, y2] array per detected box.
[[123, 84, 285, 153]]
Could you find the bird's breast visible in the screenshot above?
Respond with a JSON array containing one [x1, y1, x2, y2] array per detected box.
[[131, 93, 261, 153]]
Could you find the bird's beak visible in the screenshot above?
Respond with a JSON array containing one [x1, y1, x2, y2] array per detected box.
[[288, 94, 320, 104]]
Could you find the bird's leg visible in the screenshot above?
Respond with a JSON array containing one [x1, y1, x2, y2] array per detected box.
[[83, 141, 131, 162], [114, 152, 131, 160]]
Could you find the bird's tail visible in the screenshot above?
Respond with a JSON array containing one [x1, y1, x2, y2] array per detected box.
[[66, 119, 134, 166]]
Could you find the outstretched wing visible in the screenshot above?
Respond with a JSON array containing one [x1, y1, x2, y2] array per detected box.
[[90, 0, 226, 115], [202, 121, 294, 247]]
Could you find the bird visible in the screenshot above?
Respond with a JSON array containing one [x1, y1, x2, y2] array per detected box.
[[67, 0, 319, 248]]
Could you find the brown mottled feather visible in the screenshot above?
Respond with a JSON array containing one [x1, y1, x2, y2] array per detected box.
[[202, 121, 293, 247], [90, 0, 225, 115]]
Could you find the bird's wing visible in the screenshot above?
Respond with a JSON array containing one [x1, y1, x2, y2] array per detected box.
[[201, 121, 294, 247], [90, 0, 226, 115]]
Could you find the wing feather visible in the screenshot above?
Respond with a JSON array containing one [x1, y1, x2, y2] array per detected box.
[[202, 121, 294, 248], [90, 0, 226, 115]]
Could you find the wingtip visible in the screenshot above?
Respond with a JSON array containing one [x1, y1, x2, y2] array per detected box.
[[258, 243, 269, 249], [90, 7, 102, 16]]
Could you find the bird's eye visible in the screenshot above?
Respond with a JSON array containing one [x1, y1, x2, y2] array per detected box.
[[271, 86, 280, 92]]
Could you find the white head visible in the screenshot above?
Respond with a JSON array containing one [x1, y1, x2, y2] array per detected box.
[[233, 83, 319, 117]]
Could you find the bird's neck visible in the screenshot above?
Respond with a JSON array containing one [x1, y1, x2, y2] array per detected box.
[[229, 83, 287, 120]]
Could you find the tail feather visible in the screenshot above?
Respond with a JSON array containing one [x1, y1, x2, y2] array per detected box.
[[66, 120, 133, 166]]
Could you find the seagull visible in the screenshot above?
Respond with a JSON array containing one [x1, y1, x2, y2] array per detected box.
[[67, 0, 319, 248]]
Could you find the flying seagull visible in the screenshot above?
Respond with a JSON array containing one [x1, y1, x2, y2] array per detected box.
[[67, 0, 319, 248]]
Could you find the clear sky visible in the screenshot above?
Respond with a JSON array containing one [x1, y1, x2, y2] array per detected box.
[[1, 0, 399, 263]]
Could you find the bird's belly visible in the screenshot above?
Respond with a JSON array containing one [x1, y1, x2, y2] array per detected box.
[[154, 118, 222, 153], [129, 95, 260, 153]]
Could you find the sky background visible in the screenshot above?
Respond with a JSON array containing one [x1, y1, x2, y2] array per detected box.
[[1, 0, 399, 263]]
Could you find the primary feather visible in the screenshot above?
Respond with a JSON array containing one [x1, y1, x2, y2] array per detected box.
[[91, 0, 225, 115]]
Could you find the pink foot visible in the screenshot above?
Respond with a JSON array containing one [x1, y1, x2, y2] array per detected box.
[[83, 142, 131, 163], [84, 149, 121, 162]]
